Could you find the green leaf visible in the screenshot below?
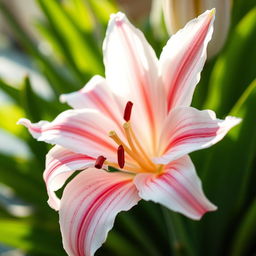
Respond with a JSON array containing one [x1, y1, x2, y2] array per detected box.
[[35, 20, 84, 84], [230, 199, 256, 256], [204, 7, 256, 116], [20, 76, 42, 123], [85, 0, 118, 44], [0, 154, 45, 206], [19, 76, 49, 163], [231, 0, 256, 27], [0, 218, 63, 256], [0, 79, 20, 105], [161, 209, 197, 256], [0, 1, 76, 93], [66, 0, 94, 32], [229, 79, 256, 208], [36, 0, 103, 77], [0, 104, 24, 136], [196, 79, 256, 256], [101, 231, 141, 256], [118, 213, 161, 256], [87, 0, 117, 26]]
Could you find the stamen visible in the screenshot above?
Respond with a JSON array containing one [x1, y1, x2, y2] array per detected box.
[[129, 125, 153, 164], [109, 130, 154, 171], [123, 122, 155, 170], [109, 131, 122, 145], [117, 145, 125, 168], [94, 156, 106, 169], [123, 101, 133, 122]]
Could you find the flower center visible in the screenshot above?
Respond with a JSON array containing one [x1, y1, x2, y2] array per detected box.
[[105, 101, 162, 174]]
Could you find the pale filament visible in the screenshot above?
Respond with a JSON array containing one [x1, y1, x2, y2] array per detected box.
[[109, 126, 156, 173], [123, 121, 155, 169]]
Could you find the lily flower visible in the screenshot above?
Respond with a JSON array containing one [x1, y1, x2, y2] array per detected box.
[[18, 10, 240, 256]]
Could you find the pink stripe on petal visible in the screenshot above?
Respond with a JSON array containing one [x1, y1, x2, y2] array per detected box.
[[17, 118, 47, 137], [59, 168, 140, 256], [134, 156, 216, 220], [159, 10, 215, 112], [43, 124, 116, 152], [166, 127, 218, 150], [76, 180, 129, 255], [60, 76, 124, 129], [155, 107, 241, 164], [44, 146, 95, 210], [18, 109, 122, 160], [160, 172, 206, 215], [103, 12, 166, 155]]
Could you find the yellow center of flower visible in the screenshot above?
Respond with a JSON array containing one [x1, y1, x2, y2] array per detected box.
[[103, 101, 163, 174]]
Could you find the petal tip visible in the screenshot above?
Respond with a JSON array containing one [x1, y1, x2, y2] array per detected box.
[[59, 94, 67, 103], [47, 197, 60, 211], [195, 203, 218, 220], [16, 118, 31, 127], [109, 12, 127, 27], [209, 8, 216, 18], [224, 116, 242, 128], [202, 9, 216, 20]]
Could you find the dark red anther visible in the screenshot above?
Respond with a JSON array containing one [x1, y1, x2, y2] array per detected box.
[[123, 101, 133, 122], [117, 145, 125, 169], [95, 156, 106, 169]]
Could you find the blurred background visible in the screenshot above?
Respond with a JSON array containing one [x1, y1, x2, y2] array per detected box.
[[0, 0, 255, 255]]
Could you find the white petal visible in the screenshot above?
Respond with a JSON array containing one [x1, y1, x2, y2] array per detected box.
[[134, 156, 216, 220], [44, 145, 95, 210], [60, 75, 124, 128], [155, 107, 241, 164], [103, 12, 166, 154], [201, 0, 231, 57], [17, 109, 123, 161], [59, 168, 140, 256], [159, 10, 215, 111]]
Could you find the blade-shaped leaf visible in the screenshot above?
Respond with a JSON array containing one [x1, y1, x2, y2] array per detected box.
[[0, 1, 77, 93], [20, 76, 42, 123], [230, 199, 256, 256], [36, 0, 103, 77], [0, 80, 20, 105], [195, 79, 256, 256], [0, 219, 63, 256], [204, 8, 256, 116]]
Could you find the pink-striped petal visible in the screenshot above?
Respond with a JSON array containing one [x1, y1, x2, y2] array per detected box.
[[155, 107, 241, 164], [44, 145, 96, 210], [103, 12, 166, 154], [134, 156, 216, 220], [159, 10, 215, 112], [60, 75, 124, 128], [17, 109, 122, 161], [59, 168, 140, 256]]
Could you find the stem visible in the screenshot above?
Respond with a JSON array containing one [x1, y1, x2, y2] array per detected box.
[[161, 206, 182, 256], [161, 207, 196, 256]]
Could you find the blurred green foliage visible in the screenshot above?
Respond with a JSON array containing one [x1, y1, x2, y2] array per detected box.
[[0, 0, 255, 255]]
